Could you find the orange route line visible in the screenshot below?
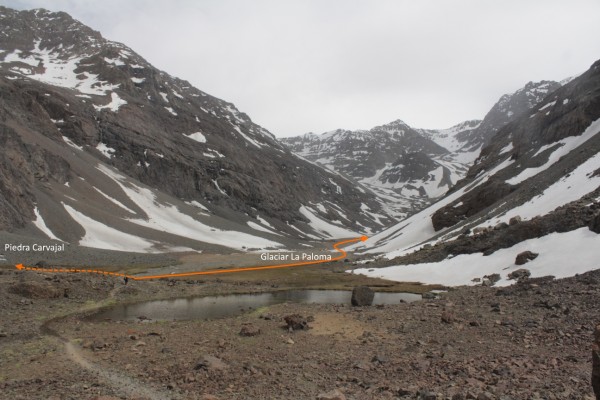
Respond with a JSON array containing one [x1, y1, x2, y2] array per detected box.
[[14, 236, 368, 281]]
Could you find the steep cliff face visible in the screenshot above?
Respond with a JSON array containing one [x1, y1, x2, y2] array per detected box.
[[0, 6, 391, 250]]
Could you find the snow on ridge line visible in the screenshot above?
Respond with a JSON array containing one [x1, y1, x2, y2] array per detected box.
[[351, 227, 600, 287], [0, 40, 120, 96]]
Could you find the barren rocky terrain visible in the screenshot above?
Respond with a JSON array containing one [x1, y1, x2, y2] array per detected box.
[[1, 261, 598, 400]]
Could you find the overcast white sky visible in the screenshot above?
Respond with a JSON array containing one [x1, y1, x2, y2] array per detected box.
[[4, 0, 600, 137]]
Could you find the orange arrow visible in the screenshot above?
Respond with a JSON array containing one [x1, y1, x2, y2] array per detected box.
[[14, 236, 368, 281]]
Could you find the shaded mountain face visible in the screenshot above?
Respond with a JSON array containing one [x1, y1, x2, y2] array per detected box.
[[282, 81, 557, 219], [355, 59, 600, 275], [451, 80, 562, 151], [282, 120, 460, 218], [0, 6, 391, 251]]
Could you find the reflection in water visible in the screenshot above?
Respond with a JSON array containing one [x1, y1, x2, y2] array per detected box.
[[90, 290, 421, 322]]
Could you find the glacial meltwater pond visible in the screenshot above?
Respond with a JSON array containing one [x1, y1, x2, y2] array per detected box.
[[89, 290, 422, 322]]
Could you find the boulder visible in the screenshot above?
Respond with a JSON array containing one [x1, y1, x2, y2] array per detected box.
[[494, 222, 509, 230], [515, 251, 538, 265], [508, 268, 531, 281], [441, 310, 455, 324], [194, 355, 228, 372], [509, 215, 522, 225], [284, 314, 310, 331], [351, 286, 374, 306], [483, 273, 501, 285], [239, 324, 261, 337]]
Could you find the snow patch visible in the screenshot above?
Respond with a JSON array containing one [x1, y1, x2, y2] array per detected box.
[[33, 207, 62, 241], [184, 131, 207, 143], [93, 92, 127, 112], [353, 228, 600, 286], [96, 143, 116, 158], [64, 204, 156, 252], [299, 206, 356, 239]]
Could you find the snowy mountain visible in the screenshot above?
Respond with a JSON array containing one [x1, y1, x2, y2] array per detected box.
[[351, 60, 600, 286], [282, 81, 558, 219], [0, 6, 392, 253]]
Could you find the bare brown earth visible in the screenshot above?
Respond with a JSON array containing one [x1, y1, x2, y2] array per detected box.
[[0, 258, 598, 400]]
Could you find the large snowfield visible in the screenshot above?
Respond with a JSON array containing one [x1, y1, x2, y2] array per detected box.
[[352, 227, 600, 286]]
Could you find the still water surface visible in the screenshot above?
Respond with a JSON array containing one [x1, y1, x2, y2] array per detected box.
[[90, 290, 421, 322]]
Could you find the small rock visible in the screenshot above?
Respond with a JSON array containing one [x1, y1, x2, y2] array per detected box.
[[441, 310, 455, 324], [589, 213, 600, 234], [484, 273, 501, 285], [422, 291, 438, 299], [284, 314, 310, 331], [494, 222, 509, 230], [515, 251, 538, 266], [92, 340, 106, 350], [508, 268, 531, 281], [239, 324, 261, 337], [317, 388, 346, 400], [351, 286, 374, 306], [509, 215, 522, 225], [194, 355, 229, 372]]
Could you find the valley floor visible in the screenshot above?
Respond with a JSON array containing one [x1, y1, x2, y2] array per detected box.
[[0, 259, 598, 399]]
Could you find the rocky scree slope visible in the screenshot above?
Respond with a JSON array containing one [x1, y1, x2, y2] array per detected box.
[[0, 7, 391, 252]]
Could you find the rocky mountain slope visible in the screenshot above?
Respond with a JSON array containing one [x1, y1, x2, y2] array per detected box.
[[351, 59, 600, 286], [282, 80, 559, 218], [0, 6, 392, 253]]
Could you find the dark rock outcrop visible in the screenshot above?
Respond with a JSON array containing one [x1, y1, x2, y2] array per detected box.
[[590, 213, 600, 234], [284, 314, 310, 331], [515, 251, 538, 265], [351, 286, 375, 306], [508, 268, 531, 281], [432, 179, 515, 231], [239, 324, 261, 337]]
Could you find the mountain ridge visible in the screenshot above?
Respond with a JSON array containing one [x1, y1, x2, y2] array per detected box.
[[0, 6, 391, 252]]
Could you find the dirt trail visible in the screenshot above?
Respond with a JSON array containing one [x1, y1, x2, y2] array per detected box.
[[64, 341, 178, 400]]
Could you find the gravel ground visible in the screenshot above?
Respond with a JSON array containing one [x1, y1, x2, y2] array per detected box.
[[0, 266, 599, 399]]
